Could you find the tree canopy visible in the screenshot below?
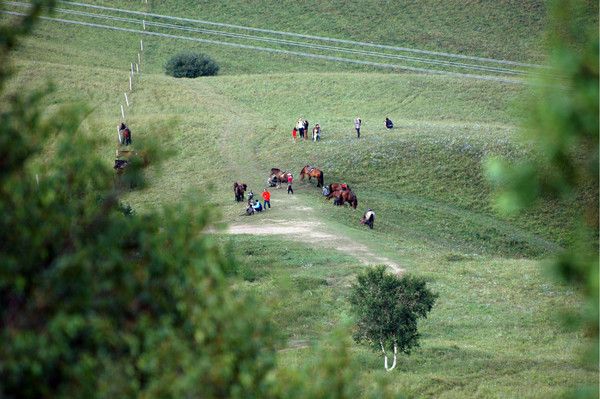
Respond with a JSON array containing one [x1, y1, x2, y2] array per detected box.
[[349, 266, 437, 370]]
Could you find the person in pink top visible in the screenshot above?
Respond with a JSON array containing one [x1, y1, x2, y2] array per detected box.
[[287, 174, 293, 194]]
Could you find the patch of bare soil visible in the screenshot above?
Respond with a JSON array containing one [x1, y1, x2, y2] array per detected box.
[[227, 219, 403, 274]]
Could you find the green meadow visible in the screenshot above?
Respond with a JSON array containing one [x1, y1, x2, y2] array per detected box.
[[4, 0, 597, 396]]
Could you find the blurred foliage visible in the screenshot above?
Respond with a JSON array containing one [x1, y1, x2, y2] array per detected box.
[[486, 0, 598, 396], [0, 4, 278, 398], [164, 52, 220, 78], [349, 266, 437, 367]]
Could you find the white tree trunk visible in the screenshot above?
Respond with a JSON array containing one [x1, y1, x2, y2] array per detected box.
[[380, 341, 398, 371]]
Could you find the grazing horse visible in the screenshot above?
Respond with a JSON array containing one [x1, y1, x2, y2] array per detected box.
[[328, 186, 358, 209], [299, 165, 324, 187], [326, 183, 351, 199], [334, 189, 358, 209], [233, 182, 247, 202]]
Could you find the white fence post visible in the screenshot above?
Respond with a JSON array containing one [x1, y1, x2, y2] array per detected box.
[[143, 20, 146, 30], [129, 74, 132, 91], [117, 126, 123, 144], [140, 39, 144, 51], [124, 92, 130, 106]]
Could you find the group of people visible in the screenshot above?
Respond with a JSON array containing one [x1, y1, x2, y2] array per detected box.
[[292, 118, 321, 142], [246, 188, 272, 215], [118, 122, 132, 145], [290, 116, 393, 141]]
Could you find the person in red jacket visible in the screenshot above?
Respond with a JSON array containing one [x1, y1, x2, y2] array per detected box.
[[287, 174, 293, 194], [262, 188, 271, 209]]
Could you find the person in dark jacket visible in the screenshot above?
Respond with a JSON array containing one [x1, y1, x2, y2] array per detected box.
[[385, 117, 394, 129]]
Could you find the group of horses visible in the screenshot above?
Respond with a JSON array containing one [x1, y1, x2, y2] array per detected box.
[[234, 165, 358, 210], [297, 165, 358, 209]]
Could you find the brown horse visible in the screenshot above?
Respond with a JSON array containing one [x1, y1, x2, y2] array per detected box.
[[326, 183, 351, 199], [233, 182, 247, 202], [300, 165, 324, 187], [113, 149, 150, 184], [269, 169, 292, 187], [333, 189, 358, 209]]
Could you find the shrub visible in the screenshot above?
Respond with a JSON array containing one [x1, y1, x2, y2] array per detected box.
[[164, 52, 219, 78]]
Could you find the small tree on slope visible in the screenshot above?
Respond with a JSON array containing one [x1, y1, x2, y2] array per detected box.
[[349, 266, 437, 371]]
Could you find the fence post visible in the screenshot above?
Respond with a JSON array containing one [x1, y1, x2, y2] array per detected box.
[[124, 92, 130, 106]]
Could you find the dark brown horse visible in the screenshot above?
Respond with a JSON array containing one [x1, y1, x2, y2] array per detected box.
[[233, 182, 247, 202], [113, 149, 150, 188], [326, 183, 351, 199], [299, 165, 324, 187], [333, 189, 358, 209]]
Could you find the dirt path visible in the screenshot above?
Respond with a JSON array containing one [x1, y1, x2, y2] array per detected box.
[[227, 198, 403, 274]]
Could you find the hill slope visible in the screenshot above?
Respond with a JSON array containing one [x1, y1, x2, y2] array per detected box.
[[3, 1, 597, 396]]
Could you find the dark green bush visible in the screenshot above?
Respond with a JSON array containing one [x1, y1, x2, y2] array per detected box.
[[164, 52, 219, 78]]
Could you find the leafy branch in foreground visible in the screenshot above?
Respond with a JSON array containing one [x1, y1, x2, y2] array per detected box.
[[486, 0, 598, 397]]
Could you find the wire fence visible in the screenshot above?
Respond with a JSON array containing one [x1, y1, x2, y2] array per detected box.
[[1, 0, 557, 84]]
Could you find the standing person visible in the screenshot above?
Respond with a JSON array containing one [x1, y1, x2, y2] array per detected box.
[[118, 122, 127, 145], [124, 130, 131, 146], [262, 188, 271, 209], [312, 124, 321, 142], [287, 173, 294, 194], [354, 117, 362, 138], [292, 127, 298, 142], [303, 119, 309, 140], [297, 118, 305, 140]]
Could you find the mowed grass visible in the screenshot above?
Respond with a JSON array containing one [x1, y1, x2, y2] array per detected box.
[[24, 0, 552, 64], [5, 3, 598, 397]]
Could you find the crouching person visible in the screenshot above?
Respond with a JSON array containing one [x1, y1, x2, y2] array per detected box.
[[246, 199, 255, 215], [360, 208, 375, 229]]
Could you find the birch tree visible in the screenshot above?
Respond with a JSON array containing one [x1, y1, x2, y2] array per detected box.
[[349, 266, 437, 371]]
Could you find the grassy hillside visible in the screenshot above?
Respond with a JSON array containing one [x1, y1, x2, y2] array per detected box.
[[52, 0, 552, 63], [4, 1, 597, 396], [226, 234, 595, 398]]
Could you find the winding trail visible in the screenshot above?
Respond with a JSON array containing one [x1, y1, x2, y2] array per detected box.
[[227, 197, 404, 274]]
